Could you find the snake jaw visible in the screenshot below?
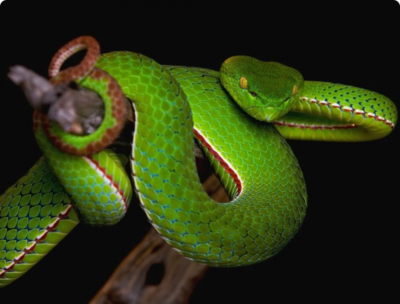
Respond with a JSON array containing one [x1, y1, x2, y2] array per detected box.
[[245, 106, 286, 122], [264, 108, 283, 122], [263, 95, 296, 122]]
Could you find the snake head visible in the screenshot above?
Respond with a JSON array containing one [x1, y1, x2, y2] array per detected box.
[[220, 56, 304, 122]]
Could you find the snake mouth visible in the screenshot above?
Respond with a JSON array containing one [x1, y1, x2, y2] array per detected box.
[[264, 108, 283, 122], [255, 106, 285, 122], [243, 105, 284, 122], [245, 98, 290, 122]]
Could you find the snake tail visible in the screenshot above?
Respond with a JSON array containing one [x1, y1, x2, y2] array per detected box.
[[41, 36, 128, 156]]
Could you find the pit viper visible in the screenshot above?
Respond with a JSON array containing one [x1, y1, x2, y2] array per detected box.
[[0, 36, 397, 287]]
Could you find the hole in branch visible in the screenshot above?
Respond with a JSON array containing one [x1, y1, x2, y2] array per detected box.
[[145, 263, 165, 286]]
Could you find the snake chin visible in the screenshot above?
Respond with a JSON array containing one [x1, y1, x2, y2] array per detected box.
[[246, 106, 284, 122], [264, 107, 284, 122]]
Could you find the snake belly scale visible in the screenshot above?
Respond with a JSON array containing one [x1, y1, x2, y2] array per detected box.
[[0, 37, 396, 287]]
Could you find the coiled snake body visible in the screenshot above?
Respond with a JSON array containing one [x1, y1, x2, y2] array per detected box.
[[0, 37, 397, 287]]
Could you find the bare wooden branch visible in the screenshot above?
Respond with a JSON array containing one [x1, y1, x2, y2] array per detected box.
[[90, 228, 207, 304], [91, 174, 229, 304], [8, 65, 105, 135], [8, 65, 55, 108]]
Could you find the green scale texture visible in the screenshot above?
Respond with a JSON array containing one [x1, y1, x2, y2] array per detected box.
[[96, 53, 307, 266], [2, 50, 396, 285], [0, 158, 79, 287], [34, 124, 132, 226], [276, 81, 397, 141]]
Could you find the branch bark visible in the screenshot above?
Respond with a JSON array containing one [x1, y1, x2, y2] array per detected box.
[[91, 174, 229, 304], [8, 65, 106, 135]]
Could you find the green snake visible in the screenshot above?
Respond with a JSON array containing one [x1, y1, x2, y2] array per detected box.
[[0, 36, 397, 287]]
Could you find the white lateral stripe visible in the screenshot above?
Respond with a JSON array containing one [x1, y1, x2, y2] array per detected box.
[[83, 157, 127, 210], [60, 204, 72, 216], [194, 127, 244, 196], [26, 243, 36, 251], [14, 252, 25, 261]]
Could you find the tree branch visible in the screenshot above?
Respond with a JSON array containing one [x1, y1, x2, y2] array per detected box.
[[91, 174, 229, 304], [8, 65, 106, 135]]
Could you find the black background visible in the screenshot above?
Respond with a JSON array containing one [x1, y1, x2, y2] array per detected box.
[[0, 1, 399, 303]]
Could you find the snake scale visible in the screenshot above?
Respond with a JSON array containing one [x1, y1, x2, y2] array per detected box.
[[0, 37, 397, 287]]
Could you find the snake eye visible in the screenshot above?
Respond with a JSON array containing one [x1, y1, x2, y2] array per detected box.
[[250, 91, 257, 97], [240, 76, 248, 89], [292, 84, 298, 95]]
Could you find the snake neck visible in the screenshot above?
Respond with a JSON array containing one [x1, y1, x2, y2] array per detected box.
[[274, 81, 397, 141]]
